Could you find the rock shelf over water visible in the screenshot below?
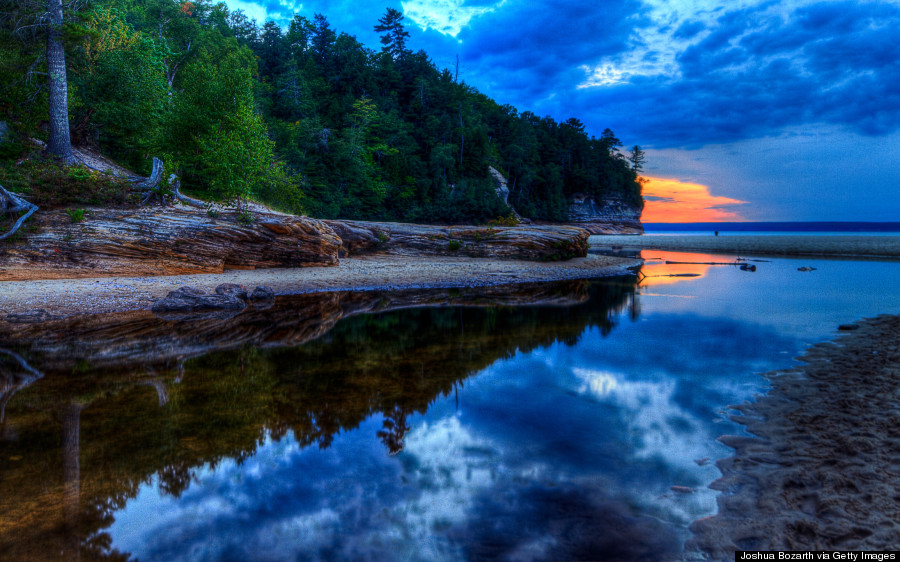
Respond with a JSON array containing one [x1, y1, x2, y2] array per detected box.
[[0, 207, 342, 280], [0, 207, 596, 281], [687, 314, 900, 556]]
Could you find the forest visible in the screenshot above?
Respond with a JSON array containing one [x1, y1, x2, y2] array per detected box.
[[0, 0, 644, 224]]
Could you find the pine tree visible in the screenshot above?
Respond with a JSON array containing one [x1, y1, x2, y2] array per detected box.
[[374, 8, 409, 61], [628, 145, 645, 173]]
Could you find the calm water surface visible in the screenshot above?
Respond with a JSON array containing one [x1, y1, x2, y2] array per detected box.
[[1, 252, 899, 561]]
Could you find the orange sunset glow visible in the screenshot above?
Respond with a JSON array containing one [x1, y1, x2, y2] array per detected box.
[[640, 176, 747, 222], [637, 251, 735, 287]]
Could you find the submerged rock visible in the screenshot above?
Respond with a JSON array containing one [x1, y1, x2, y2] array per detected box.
[[248, 286, 275, 301], [5, 309, 60, 324], [215, 283, 248, 300], [151, 286, 247, 313]]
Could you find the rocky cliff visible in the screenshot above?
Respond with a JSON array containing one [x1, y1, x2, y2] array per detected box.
[[567, 193, 643, 234], [485, 166, 642, 233]]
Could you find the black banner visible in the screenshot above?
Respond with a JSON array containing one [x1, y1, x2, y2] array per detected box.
[[736, 552, 898, 561]]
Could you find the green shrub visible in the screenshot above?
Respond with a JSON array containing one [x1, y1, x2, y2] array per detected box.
[[66, 208, 85, 223], [488, 213, 521, 227]]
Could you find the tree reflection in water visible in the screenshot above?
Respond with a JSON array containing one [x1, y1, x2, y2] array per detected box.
[[0, 278, 636, 561]]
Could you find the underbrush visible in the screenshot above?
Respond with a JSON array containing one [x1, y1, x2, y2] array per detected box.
[[0, 155, 137, 209]]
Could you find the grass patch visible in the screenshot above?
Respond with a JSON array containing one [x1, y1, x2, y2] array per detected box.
[[0, 156, 137, 209]]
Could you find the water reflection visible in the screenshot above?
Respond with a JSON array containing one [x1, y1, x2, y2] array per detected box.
[[0, 280, 638, 561], [5, 253, 896, 561]]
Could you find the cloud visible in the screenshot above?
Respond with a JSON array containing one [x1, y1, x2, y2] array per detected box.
[[571, 0, 900, 147], [640, 176, 747, 222], [402, 0, 503, 37]]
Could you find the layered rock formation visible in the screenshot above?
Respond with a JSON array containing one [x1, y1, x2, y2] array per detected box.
[[325, 220, 589, 261], [0, 207, 341, 281], [568, 193, 643, 234]]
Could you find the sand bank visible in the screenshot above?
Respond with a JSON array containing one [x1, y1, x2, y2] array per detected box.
[[687, 315, 900, 557], [591, 234, 900, 259], [0, 253, 640, 317]]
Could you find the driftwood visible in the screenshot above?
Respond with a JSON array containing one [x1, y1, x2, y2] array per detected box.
[[0, 184, 38, 241], [133, 157, 205, 208]]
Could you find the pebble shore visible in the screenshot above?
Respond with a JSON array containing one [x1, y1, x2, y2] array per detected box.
[[0, 253, 641, 317], [687, 314, 900, 556]]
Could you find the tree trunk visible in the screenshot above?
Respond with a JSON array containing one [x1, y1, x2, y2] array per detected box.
[[61, 401, 82, 561], [46, 0, 75, 164]]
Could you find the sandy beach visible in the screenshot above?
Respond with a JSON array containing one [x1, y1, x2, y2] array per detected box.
[[687, 314, 900, 556], [0, 253, 640, 317], [592, 234, 900, 259]]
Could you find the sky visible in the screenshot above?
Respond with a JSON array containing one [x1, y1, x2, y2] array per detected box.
[[222, 0, 900, 222]]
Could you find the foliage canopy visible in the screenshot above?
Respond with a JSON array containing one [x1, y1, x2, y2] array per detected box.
[[0, 1, 643, 221]]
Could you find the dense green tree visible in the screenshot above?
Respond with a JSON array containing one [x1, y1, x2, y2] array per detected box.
[[0, 2, 642, 223], [69, 7, 169, 167]]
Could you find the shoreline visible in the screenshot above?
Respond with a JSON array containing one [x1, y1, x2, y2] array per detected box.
[[592, 234, 900, 259], [3, 233, 899, 318], [0, 253, 641, 317], [687, 314, 900, 555]]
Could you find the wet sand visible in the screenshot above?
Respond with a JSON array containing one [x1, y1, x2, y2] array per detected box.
[[592, 234, 900, 259], [687, 315, 900, 557], [0, 253, 640, 317]]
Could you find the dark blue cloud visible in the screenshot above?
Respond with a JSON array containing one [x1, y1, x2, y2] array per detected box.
[[449, 0, 900, 149], [673, 20, 706, 40], [538, 1, 900, 149]]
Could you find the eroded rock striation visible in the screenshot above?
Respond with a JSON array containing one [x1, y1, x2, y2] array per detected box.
[[0, 207, 341, 281], [567, 193, 643, 234], [325, 220, 589, 261]]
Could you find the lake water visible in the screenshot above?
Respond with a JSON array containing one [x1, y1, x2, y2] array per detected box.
[[2, 251, 899, 561]]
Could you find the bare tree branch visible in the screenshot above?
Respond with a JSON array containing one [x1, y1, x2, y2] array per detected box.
[[0, 347, 44, 424], [0, 184, 39, 241]]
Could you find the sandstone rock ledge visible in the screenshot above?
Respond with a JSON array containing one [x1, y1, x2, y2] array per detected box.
[[325, 220, 590, 261], [567, 193, 644, 235], [0, 207, 341, 281]]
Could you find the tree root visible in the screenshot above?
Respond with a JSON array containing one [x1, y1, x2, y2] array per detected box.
[[133, 157, 205, 208], [0, 184, 38, 241]]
